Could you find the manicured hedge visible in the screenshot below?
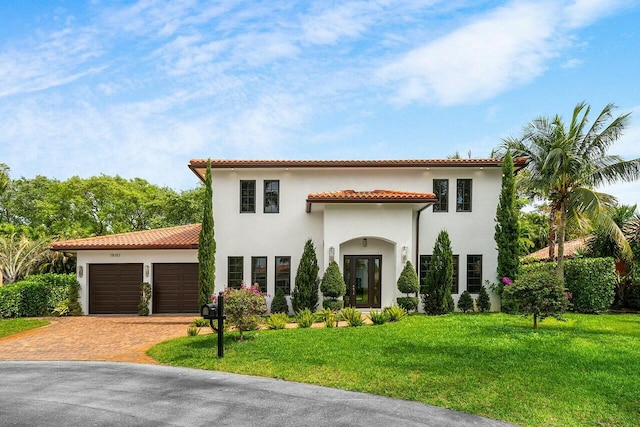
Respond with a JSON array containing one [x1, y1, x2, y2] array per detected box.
[[0, 273, 78, 318], [521, 258, 615, 313]]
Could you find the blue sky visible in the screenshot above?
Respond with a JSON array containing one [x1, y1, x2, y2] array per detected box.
[[0, 0, 639, 205]]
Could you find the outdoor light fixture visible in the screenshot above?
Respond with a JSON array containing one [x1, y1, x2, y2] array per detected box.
[[362, 238, 368, 247], [402, 246, 408, 262], [145, 265, 150, 277], [78, 266, 83, 278], [329, 246, 335, 262]]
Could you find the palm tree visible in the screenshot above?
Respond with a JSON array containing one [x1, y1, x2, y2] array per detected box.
[[502, 102, 640, 281], [0, 233, 51, 284]]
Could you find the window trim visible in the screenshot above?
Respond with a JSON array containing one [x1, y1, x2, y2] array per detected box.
[[227, 256, 244, 289], [251, 256, 268, 293], [466, 254, 482, 293], [433, 179, 449, 212], [456, 179, 472, 212], [420, 254, 459, 294], [275, 256, 291, 295], [264, 180, 280, 213], [240, 180, 256, 213]]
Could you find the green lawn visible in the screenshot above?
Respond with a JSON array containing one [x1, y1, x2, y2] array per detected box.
[[148, 313, 640, 426], [0, 318, 49, 338]]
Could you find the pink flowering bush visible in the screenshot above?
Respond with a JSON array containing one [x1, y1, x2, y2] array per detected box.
[[221, 282, 267, 340]]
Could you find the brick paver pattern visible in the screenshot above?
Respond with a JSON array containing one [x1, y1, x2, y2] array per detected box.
[[0, 316, 198, 364]]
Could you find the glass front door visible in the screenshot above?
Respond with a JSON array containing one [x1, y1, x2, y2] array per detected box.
[[344, 255, 381, 308]]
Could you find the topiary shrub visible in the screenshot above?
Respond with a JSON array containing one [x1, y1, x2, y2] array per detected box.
[[457, 290, 474, 313], [476, 285, 491, 312], [222, 284, 267, 340], [270, 288, 289, 314], [502, 269, 569, 329], [396, 296, 418, 312], [322, 299, 344, 311], [320, 261, 346, 311]]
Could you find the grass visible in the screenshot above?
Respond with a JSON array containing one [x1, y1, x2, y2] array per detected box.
[[0, 318, 49, 338], [148, 313, 640, 426]]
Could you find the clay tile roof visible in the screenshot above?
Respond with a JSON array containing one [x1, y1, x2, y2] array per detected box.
[[50, 224, 201, 251], [306, 189, 437, 213], [524, 237, 588, 261]]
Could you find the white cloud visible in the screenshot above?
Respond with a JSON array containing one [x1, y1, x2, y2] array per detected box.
[[564, 0, 631, 28]]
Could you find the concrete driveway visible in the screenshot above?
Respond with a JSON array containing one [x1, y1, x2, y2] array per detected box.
[[0, 315, 196, 363], [0, 361, 513, 427]]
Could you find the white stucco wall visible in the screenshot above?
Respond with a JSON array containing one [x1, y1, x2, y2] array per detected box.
[[210, 165, 503, 311], [75, 249, 198, 314]]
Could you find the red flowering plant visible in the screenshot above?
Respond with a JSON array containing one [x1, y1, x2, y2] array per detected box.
[[222, 282, 267, 341]]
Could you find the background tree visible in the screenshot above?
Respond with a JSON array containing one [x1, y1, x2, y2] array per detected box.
[[320, 260, 346, 310], [291, 239, 319, 312], [197, 160, 215, 308], [502, 102, 640, 281], [396, 261, 419, 312], [421, 230, 454, 314], [495, 151, 520, 280]]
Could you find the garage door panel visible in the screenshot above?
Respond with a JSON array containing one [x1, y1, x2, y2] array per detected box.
[[153, 263, 199, 314], [89, 264, 143, 314]]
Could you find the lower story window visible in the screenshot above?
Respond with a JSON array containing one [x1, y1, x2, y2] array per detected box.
[[252, 256, 267, 293], [421, 254, 459, 294], [452, 255, 459, 294], [275, 256, 291, 295], [228, 257, 243, 289], [466, 255, 482, 293]]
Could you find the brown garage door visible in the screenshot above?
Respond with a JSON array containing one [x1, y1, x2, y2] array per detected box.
[[153, 263, 199, 314], [89, 264, 143, 314]]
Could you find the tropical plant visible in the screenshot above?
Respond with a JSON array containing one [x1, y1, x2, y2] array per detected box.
[[291, 239, 319, 312], [222, 284, 267, 340], [502, 102, 640, 282], [0, 234, 50, 284], [368, 310, 390, 325], [198, 160, 215, 308], [382, 305, 406, 322], [495, 151, 520, 280], [187, 326, 200, 336], [265, 312, 289, 330], [476, 285, 491, 312], [295, 308, 316, 328], [320, 260, 346, 310], [138, 282, 151, 316], [421, 230, 455, 314], [270, 288, 289, 314], [319, 308, 338, 328], [340, 307, 365, 327], [457, 290, 474, 313]]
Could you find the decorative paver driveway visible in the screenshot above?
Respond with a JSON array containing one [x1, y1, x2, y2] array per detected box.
[[0, 316, 197, 364]]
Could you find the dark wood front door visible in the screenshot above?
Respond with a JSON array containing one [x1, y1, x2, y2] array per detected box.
[[344, 255, 381, 308]]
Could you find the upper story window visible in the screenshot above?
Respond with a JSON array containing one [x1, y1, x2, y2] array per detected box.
[[228, 256, 243, 289], [466, 255, 482, 293], [251, 256, 267, 293], [456, 179, 472, 212], [433, 179, 448, 212], [240, 180, 256, 213], [264, 180, 280, 213], [275, 256, 291, 295]]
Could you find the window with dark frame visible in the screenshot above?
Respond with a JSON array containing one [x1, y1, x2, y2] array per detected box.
[[421, 254, 459, 294], [251, 256, 267, 293], [466, 255, 482, 293], [275, 256, 291, 295], [264, 180, 279, 213], [228, 257, 243, 289], [433, 179, 448, 212], [456, 179, 472, 212], [240, 180, 256, 213]]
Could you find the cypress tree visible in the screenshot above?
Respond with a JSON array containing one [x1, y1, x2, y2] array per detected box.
[[495, 151, 520, 281], [270, 288, 289, 314], [198, 159, 215, 308], [476, 285, 491, 312], [291, 239, 319, 312], [422, 230, 454, 314]]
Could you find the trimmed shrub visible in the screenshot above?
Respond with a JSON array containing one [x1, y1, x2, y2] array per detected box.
[[320, 261, 346, 297], [383, 305, 406, 322], [270, 288, 289, 314], [457, 290, 474, 313], [396, 296, 419, 312], [322, 299, 344, 311], [222, 284, 267, 340], [0, 273, 78, 318], [476, 285, 491, 312], [502, 269, 569, 329], [368, 310, 389, 325], [265, 312, 289, 330], [626, 283, 640, 309], [341, 307, 365, 327], [521, 258, 615, 313]]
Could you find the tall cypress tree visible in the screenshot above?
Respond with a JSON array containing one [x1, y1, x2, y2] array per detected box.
[[291, 239, 319, 312], [198, 159, 215, 307], [422, 230, 454, 314], [495, 151, 520, 281]]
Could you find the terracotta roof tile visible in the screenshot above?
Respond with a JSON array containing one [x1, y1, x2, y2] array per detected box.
[[525, 237, 588, 261], [51, 224, 201, 251], [307, 189, 437, 201]]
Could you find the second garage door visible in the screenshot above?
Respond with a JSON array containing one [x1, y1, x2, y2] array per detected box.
[[153, 263, 199, 314], [89, 263, 143, 314]]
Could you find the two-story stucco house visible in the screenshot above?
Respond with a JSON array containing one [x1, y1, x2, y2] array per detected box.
[[52, 157, 524, 315]]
